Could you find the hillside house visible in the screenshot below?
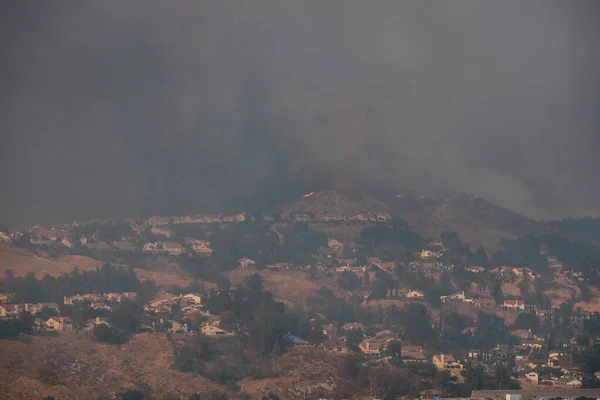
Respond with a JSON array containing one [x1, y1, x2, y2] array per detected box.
[[238, 258, 256, 269], [342, 322, 365, 332], [472, 297, 496, 308], [359, 338, 387, 357], [433, 354, 462, 371], [503, 299, 526, 311], [0, 293, 14, 303], [321, 323, 337, 337], [64, 294, 102, 304], [293, 213, 310, 222], [407, 290, 425, 299], [200, 322, 233, 337], [86, 317, 111, 331], [90, 303, 112, 312], [27, 302, 60, 315], [0, 304, 21, 317], [554, 377, 582, 387], [46, 316, 76, 332], [420, 250, 442, 260], [167, 320, 189, 334], [148, 216, 170, 227], [440, 291, 466, 303], [86, 242, 113, 252], [401, 345, 427, 363], [151, 227, 172, 238], [183, 293, 202, 305], [509, 329, 532, 340], [30, 225, 61, 241], [163, 242, 183, 255], [142, 242, 158, 253], [466, 266, 486, 273], [186, 239, 213, 255], [321, 338, 349, 353], [112, 240, 135, 252], [526, 372, 539, 382], [284, 333, 310, 347]]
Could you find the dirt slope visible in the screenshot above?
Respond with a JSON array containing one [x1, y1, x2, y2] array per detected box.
[[0, 333, 225, 400]]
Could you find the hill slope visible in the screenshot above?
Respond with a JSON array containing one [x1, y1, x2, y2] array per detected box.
[[280, 189, 544, 250]]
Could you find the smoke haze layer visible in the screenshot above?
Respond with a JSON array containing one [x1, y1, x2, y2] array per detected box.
[[1, 1, 599, 227]]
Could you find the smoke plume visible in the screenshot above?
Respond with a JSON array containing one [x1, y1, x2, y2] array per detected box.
[[1, 1, 599, 227]]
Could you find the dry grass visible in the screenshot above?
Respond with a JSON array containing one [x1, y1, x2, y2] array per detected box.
[[0, 244, 102, 277], [0, 333, 226, 400], [225, 269, 340, 306], [134, 262, 194, 287], [239, 347, 361, 399]]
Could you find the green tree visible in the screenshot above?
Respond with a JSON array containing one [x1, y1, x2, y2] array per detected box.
[[337, 271, 361, 291], [121, 390, 144, 400], [492, 280, 504, 306], [387, 340, 402, 358], [346, 329, 364, 350], [470, 246, 489, 268], [363, 270, 371, 290]]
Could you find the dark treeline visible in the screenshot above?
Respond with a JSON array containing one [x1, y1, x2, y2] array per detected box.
[[548, 217, 600, 241], [0, 263, 141, 303]]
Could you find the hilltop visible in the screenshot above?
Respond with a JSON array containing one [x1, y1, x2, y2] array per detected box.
[[280, 189, 543, 250]]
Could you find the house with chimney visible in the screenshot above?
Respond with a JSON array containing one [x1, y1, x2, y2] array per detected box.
[[46, 316, 76, 332], [433, 354, 463, 371]]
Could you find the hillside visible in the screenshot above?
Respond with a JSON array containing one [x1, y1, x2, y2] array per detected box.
[[280, 189, 544, 250], [0, 333, 225, 400], [0, 244, 103, 277], [0, 334, 360, 400]]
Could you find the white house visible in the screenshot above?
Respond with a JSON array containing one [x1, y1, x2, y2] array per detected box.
[[440, 291, 466, 303], [238, 258, 256, 269], [503, 299, 526, 311]]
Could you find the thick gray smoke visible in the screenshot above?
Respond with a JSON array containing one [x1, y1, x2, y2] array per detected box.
[[1, 1, 599, 227]]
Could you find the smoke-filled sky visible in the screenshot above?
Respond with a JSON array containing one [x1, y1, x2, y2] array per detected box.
[[1, 1, 599, 228]]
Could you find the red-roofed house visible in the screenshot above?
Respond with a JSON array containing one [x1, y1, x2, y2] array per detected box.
[[0, 304, 21, 317]]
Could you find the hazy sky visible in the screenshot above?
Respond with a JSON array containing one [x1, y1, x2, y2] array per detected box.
[[1, 1, 599, 228]]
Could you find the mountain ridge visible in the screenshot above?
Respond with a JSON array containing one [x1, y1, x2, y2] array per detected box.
[[279, 188, 549, 250]]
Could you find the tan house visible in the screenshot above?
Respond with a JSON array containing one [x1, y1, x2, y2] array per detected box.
[[148, 216, 170, 227], [433, 354, 462, 371], [321, 339, 350, 353], [64, 294, 102, 304], [46, 316, 76, 332], [167, 320, 189, 333], [27, 302, 60, 315], [151, 227, 172, 238], [183, 293, 202, 305], [0, 293, 14, 303], [342, 322, 365, 332], [407, 290, 425, 299], [200, 322, 233, 337], [163, 242, 183, 255], [90, 303, 112, 311], [113, 240, 135, 252], [0, 304, 21, 317]]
